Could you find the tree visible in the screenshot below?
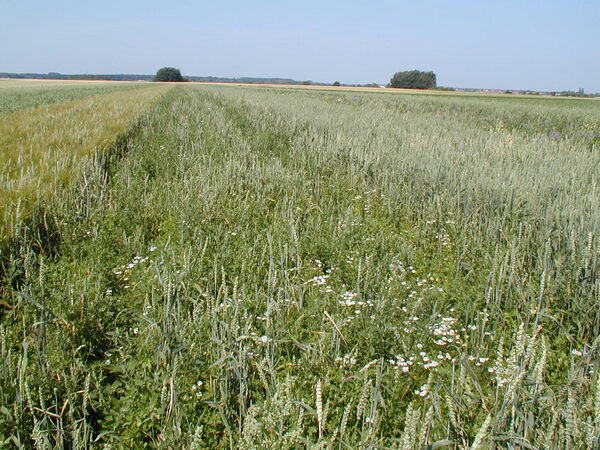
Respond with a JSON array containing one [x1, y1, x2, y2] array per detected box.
[[389, 70, 436, 89], [153, 67, 185, 82], [333, 81, 340, 87]]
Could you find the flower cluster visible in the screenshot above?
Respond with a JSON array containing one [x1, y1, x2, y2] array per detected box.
[[414, 383, 429, 398], [307, 275, 329, 286], [387, 260, 445, 304], [390, 349, 453, 374], [305, 259, 339, 295], [111, 248, 156, 290], [112, 255, 149, 277], [430, 316, 462, 346], [468, 355, 490, 367], [191, 380, 204, 398], [436, 230, 452, 247], [389, 355, 413, 373], [335, 353, 358, 368]]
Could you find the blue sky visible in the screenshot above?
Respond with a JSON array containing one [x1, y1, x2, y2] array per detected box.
[[1, 0, 599, 92]]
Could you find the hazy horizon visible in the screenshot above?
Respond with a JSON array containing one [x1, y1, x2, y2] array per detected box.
[[2, 0, 599, 93]]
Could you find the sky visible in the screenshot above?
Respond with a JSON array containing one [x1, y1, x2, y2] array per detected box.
[[1, 0, 599, 92]]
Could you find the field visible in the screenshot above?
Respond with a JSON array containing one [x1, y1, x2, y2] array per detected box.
[[0, 82, 169, 228], [1, 80, 599, 448], [0, 80, 151, 114]]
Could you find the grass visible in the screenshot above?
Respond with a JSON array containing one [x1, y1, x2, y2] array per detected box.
[[0, 84, 599, 448]]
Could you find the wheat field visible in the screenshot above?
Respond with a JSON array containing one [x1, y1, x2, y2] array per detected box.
[[0, 82, 598, 448]]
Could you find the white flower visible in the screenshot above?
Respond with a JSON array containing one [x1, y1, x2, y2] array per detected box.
[[336, 354, 357, 367], [415, 384, 429, 397], [571, 349, 583, 356], [309, 275, 329, 286], [341, 291, 358, 301]]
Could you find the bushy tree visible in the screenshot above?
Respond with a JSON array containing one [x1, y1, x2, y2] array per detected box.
[[153, 67, 185, 82], [333, 81, 340, 87], [389, 70, 436, 89]]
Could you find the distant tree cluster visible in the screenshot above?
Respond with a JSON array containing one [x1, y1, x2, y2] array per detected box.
[[0, 72, 155, 81], [389, 70, 436, 89], [65, 74, 111, 81], [153, 67, 187, 82]]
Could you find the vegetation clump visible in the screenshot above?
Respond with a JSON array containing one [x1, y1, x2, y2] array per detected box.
[[389, 70, 437, 89], [152, 67, 186, 82]]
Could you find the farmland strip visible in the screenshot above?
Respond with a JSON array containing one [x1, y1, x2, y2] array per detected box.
[[0, 81, 150, 115], [0, 85, 171, 225]]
